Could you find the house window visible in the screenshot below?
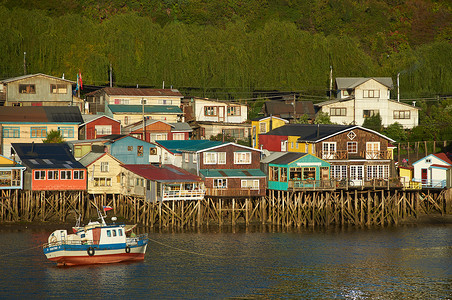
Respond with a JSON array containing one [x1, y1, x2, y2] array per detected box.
[[34, 170, 46, 180], [322, 142, 336, 159], [19, 84, 36, 94], [331, 165, 347, 180], [234, 152, 251, 164], [192, 154, 197, 163], [94, 178, 112, 186], [363, 110, 379, 118], [366, 165, 389, 180], [350, 165, 364, 180], [60, 170, 72, 180], [124, 116, 129, 125], [259, 122, 267, 134], [227, 106, 241, 116], [330, 108, 346, 116], [50, 84, 67, 94], [172, 133, 185, 140], [269, 166, 279, 181], [279, 167, 287, 182], [204, 152, 217, 164], [425, 158, 431, 163], [47, 170, 58, 180], [213, 178, 227, 189], [241, 179, 259, 190], [137, 146, 143, 157], [363, 90, 380, 98], [394, 110, 410, 119], [128, 146, 133, 151], [150, 148, 157, 155], [184, 153, 189, 163], [31, 127, 47, 138], [289, 167, 302, 180], [218, 152, 226, 164], [204, 106, 218, 116], [347, 142, 358, 153], [2, 127, 20, 138], [74, 170, 84, 180], [58, 127, 74, 138], [303, 167, 316, 180], [95, 125, 112, 135], [100, 162, 109, 172]]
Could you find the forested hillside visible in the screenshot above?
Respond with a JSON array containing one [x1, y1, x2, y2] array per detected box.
[[0, 0, 451, 101]]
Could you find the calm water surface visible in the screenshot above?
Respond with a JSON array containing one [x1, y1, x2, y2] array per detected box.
[[0, 224, 451, 299]]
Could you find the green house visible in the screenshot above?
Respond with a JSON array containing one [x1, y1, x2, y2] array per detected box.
[[267, 152, 332, 191]]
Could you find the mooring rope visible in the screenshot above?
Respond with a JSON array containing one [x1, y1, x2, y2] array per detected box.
[[0, 244, 43, 257], [148, 237, 226, 258]]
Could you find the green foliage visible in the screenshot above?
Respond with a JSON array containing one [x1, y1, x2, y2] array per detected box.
[[295, 114, 310, 124], [314, 111, 334, 124], [362, 113, 383, 132], [382, 122, 407, 143], [42, 130, 65, 143]]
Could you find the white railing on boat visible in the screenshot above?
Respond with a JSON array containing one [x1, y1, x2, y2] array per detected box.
[[43, 234, 148, 249]]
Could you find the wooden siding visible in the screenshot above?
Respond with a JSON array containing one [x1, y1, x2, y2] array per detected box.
[[86, 155, 122, 194], [199, 144, 261, 170], [31, 169, 86, 191], [205, 177, 266, 197], [83, 117, 121, 140]]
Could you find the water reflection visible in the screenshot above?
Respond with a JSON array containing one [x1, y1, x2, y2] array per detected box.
[[0, 224, 450, 299]]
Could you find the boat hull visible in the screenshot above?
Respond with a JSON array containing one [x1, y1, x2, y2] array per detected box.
[[44, 243, 148, 266]]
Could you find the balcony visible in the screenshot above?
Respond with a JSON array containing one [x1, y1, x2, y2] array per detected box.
[[318, 150, 348, 160], [317, 150, 392, 160], [205, 187, 266, 197], [288, 179, 336, 191], [361, 150, 392, 160], [162, 189, 205, 201]]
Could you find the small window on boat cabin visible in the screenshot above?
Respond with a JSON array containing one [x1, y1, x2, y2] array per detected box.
[[81, 233, 85, 238], [107, 230, 111, 237], [118, 229, 123, 236], [112, 230, 117, 237]]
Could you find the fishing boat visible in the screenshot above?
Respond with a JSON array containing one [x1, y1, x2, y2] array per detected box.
[[43, 206, 148, 266]]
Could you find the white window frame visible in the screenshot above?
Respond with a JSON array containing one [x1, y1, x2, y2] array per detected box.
[[259, 122, 267, 134], [204, 152, 217, 165], [347, 141, 358, 153], [95, 125, 112, 135], [47, 170, 58, 180], [34, 170, 46, 180], [213, 178, 227, 189], [331, 165, 347, 180], [60, 170, 72, 180], [218, 152, 226, 164], [101, 162, 109, 172], [366, 165, 389, 180], [322, 142, 336, 159], [234, 152, 251, 164], [74, 170, 84, 180], [172, 133, 185, 140], [241, 179, 259, 190]]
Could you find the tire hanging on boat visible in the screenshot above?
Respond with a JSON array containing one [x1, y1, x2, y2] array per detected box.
[[125, 246, 131, 253], [87, 247, 95, 256]]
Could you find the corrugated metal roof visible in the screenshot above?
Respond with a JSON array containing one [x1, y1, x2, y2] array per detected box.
[[107, 105, 183, 114], [0, 73, 75, 84], [0, 106, 83, 123], [157, 140, 225, 153], [264, 124, 355, 141], [336, 77, 393, 89], [103, 87, 183, 97], [199, 169, 266, 178], [169, 122, 193, 132], [12, 143, 85, 169], [122, 164, 201, 182], [267, 152, 308, 165], [263, 101, 315, 119]]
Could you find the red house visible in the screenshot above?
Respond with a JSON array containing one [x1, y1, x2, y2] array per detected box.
[[11, 143, 86, 191], [123, 120, 192, 142], [79, 115, 121, 140]]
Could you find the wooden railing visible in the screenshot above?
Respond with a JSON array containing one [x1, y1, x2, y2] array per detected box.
[[317, 150, 392, 160], [288, 180, 336, 190], [205, 187, 266, 197], [317, 150, 348, 160], [361, 150, 392, 160], [162, 189, 205, 201]]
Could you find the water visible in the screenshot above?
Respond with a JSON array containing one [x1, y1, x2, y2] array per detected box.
[[0, 224, 451, 299]]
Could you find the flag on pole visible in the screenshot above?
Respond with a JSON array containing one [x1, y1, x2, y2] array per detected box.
[[103, 205, 113, 212], [78, 71, 83, 90]]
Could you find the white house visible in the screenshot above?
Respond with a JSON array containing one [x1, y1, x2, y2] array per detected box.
[[412, 153, 452, 188], [316, 77, 420, 129]]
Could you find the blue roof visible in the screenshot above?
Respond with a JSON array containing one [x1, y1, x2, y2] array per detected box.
[[157, 140, 225, 153], [108, 105, 182, 114], [199, 169, 266, 178]]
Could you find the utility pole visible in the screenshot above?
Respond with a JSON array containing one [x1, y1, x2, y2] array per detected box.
[[397, 72, 400, 102], [23, 52, 27, 75], [329, 66, 333, 99], [110, 63, 113, 87], [293, 93, 296, 122], [142, 97, 145, 141]]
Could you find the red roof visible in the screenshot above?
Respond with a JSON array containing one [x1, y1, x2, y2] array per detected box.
[[433, 153, 452, 165], [121, 164, 201, 182], [430, 164, 451, 169]]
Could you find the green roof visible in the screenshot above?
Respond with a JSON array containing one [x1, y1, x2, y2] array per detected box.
[[157, 140, 225, 153], [108, 105, 182, 114], [199, 169, 266, 178]]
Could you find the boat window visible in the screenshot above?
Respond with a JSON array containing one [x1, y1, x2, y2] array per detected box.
[[81, 234, 85, 238], [118, 229, 123, 236], [107, 230, 111, 237], [112, 230, 117, 237]]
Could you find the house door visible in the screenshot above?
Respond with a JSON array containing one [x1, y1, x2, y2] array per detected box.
[[421, 168, 428, 184], [366, 142, 380, 159], [281, 140, 287, 151], [218, 107, 225, 122], [350, 165, 364, 186], [320, 167, 329, 180]]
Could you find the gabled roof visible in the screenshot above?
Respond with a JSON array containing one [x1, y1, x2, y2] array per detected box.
[[412, 153, 452, 166], [107, 105, 183, 114], [260, 151, 288, 164], [267, 152, 309, 165], [79, 152, 123, 167], [251, 116, 289, 122], [0, 106, 83, 123], [157, 140, 224, 153], [262, 101, 315, 119], [80, 114, 121, 126], [0, 73, 75, 84], [196, 142, 263, 153], [123, 119, 174, 133], [336, 77, 393, 89], [122, 164, 201, 182], [11, 143, 84, 169], [263, 124, 396, 143], [0, 154, 25, 168], [199, 169, 266, 178], [315, 98, 420, 110], [169, 122, 193, 132], [88, 87, 183, 97]]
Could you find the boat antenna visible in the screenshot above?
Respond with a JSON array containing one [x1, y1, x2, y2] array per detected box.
[[90, 201, 107, 226]]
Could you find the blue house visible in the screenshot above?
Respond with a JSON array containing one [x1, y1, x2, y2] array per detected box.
[[267, 152, 332, 191]]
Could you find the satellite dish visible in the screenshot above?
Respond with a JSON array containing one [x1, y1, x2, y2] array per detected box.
[[111, 217, 117, 222]]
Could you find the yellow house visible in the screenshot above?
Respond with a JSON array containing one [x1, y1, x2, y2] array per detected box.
[[79, 152, 124, 194], [251, 116, 288, 149]]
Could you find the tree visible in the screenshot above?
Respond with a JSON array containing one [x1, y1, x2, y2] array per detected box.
[[362, 113, 382, 132], [42, 130, 65, 143], [314, 111, 334, 124], [382, 122, 407, 143]]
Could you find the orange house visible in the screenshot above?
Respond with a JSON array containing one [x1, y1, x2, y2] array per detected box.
[[12, 143, 87, 191]]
